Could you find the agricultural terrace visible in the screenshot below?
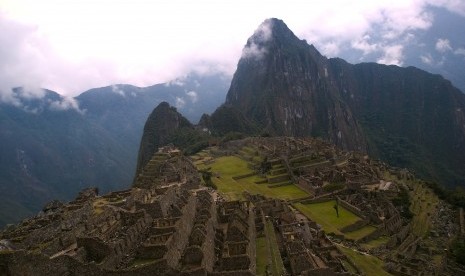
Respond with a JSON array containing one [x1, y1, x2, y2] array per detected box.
[[294, 200, 376, 241], [194, 154, 308, 201], [337, 245, 391, 276]]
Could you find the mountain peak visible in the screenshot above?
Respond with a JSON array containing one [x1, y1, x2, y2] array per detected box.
[[246, 18, 299, 47], [135, 102, 192, 176]]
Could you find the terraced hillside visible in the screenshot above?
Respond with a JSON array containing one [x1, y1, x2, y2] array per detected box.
[[190, 137, 465, 275]]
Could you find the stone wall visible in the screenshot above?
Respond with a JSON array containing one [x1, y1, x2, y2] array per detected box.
[[336, 197, 366, 220]]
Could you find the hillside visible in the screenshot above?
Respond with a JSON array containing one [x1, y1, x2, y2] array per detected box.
[[212, 18, 465, 188], [1, 137, 463, 275], [0, 73, 230, 227]]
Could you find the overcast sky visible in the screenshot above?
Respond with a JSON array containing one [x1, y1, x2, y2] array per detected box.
[[1, 0, 465, 100]]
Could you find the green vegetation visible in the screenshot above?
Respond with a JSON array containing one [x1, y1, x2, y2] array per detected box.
[[196, 155, 308, 201], [256, 237, 268, 276], [409, 183, 439, 236], [337, 245, 391, 276], [392, 185, 413, 219], [341, 259, 358, 274], [345, 225, 377, 240], [199, 168, 217, 189], [451, 238, 465, 265], [362, 236, 390, 250], [294, 201, 360, 235], [424, 180, 465, 209], [265, 220, 285, 275], [322, 182, 345, 193], [168, 127, 210, 155]]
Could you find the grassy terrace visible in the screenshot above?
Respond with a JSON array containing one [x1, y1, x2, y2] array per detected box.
[[361, 235, 390, 250], [265, 220, 285, 275], [197, 155, 308, 201], [295, 201, 352, 231], [410, 183, 439, 237], [294, 200, 377, 240], [256, 237, 268, 276], [337, 245, 391, 276]]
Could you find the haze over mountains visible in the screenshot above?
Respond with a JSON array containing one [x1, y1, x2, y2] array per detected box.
[[138, 18, 465, 194], [0, 74, 229, 227], [1, 10, 465, 228]]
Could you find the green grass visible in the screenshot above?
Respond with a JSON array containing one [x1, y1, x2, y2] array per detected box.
[[362, 236, 390, 250], [337, 245, 391, 276], [256, 237, 268, 276], [199, 156, 308, 201], [341, 259, 359, 274], [345, 225, 377, 241], [410, 184, 438, 237], [294, 201, 361, 235], [265, 220, 285, 275]]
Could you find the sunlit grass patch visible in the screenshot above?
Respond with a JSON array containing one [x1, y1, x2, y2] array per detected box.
[[294, 201, 360, 235], [200, 155, 308, 201], [337, 245, 391, 276]]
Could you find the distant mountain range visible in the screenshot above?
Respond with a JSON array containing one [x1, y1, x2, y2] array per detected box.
[[2, 12, 465, 228], [0, 73, 230, 227], [138, 19, 465, 195], [220, 18, 465, 188]]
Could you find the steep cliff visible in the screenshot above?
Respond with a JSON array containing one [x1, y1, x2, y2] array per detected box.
[[135, 102, 193, 174], [220, 18, 465, 187], [330, 59, 465, 185], [225, 18, 367, 151]]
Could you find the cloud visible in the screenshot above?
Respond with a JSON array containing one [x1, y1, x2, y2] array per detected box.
[[49, 97, 84, 113], [0, 0, 464, 100], [377, 45, 404, 65], [420, 53, 434, 65], [455, 48, 465, 56], [186, 91, 198, 103], [175, 97, 186, 109], [351, 36, 378, 55], [111, 85, 125, 96], [435, 38, 453, 52], [241, 20, 273, 60]]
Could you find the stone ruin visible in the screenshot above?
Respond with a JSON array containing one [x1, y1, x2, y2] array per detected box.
[[1, 138, 463, 275], [0, 145, 260, 275]]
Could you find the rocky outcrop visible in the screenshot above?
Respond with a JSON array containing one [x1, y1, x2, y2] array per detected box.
[[135, 102, 193, 175], [224, 18, 367, 152], [219, 18, 465, 187]]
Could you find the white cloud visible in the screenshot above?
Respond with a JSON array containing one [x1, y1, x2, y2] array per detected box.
[[49, 97, 84, 113], [435, 38, 453, 53], [241, 20, 273, 60], [0, 0, 463, 100], [186, 91, 198, 103], [377, 45, 404, 65], [111, 85, 125, 96], [175, 97, 186, 109], [454, 47, 465, 56], [241, 43, 268, 60], [420, 53, 434, 65], [351, 36, 378, 55]]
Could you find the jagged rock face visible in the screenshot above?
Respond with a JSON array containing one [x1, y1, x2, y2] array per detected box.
[[225, 18, 366, 151], [330, 59, 465, 185], [224, 18, 465, 186], [135, 102, 192, 174]]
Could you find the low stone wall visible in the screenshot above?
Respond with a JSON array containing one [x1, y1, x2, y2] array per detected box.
[[232, 172, 257, 180], [267, 182, 293, 188], [300, 197, 333, 204], [340, 219, 369, 233], [357, 227, 385, 243], [336, 197, 366, 220], [267, 174, 290, 184]]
